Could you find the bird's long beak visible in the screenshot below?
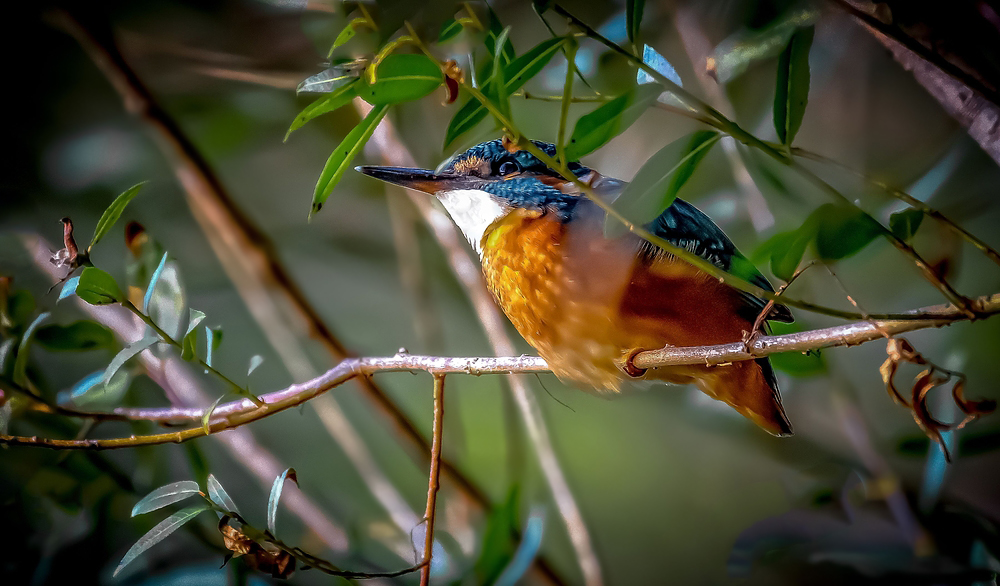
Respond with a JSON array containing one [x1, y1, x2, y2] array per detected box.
[[355, 166, 477, 194]]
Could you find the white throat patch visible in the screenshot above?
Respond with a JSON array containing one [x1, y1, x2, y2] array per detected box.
[[436, 189, 507, 256]]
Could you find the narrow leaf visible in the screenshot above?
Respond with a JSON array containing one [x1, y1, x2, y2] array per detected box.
[[34, 321, 115, 351], [565, 83, 662, 160], [357, 54, 443, 106], [247, 355, 264, 376], [707, 6, 819, 83], [89, 183, 145, 252], [889, 208, 925, 242], [311, 103, 388, 217], [181, 309, 206, 362], [812, 203, 886, 261], [485, 6, 516, 66], [297, 66, 358, 94], [285, 80, 359, 141], [58, 276, 80, 301], [438, 18, 463, 43], [76, 267, 123, 305], [114, 504, 209, 577], [104, 335, 158, 386], [142, 252, 169, 314], [769, 229, 813, 282], [205, 326, 222, 369], [608, 131, 720, 236], [207, 474, 240, 515], [444, 37, 567, 148], [773, 25, 814, 144], [131, 480, 201, 517], [636, 45, 687, 108], [495, 508, 546, 586], [626, 0, 645, 46], [267, 468, 298, 536], [202, 394, 225, 435], [328, 17, 367, 56], [490, 26, 513, 121], [13, 312, 50, 386]]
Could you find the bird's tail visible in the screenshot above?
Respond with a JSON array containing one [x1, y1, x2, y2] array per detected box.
[[696, 358, 793, 436]]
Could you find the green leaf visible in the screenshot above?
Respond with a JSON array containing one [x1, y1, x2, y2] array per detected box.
[[485, 6, 516, 66], [773, 25, 814, 145], [490, 26, 513, 121], [267, 468, 298, 536], [104, 335, 158, 386], [89, 183, 145, 253], [626, 0, 645, 46], [889, 208, 925, 242], [61, 368, 130, 409], [131, 480, 202, 517], [438, 18, 463, 43], [608, 131, 720, 237], [444, 37, 567, 148], [142, 252, 169, 314], [202, 394, 225, 436], [770, 229, 813, 282], [565, 83, 663, 160], [708, 6, 819, 83], [58, 277, 80, 302], [812, 203, 886, 261], [474, 486, 519, 584], [13, 312, 49, 386], [180, 309, 206, 362], [114, 504, 209, 577], [285, 80, 359, 142], [328, 17, 367, 56], [311, 103, 389, 218], [205, 326, 222, 369], [76, 267, 124, 305], [5, 289, 36, 327], [357, 54, 443, 106], [34, 321, 115, 351], [207, 474, 240, 515]]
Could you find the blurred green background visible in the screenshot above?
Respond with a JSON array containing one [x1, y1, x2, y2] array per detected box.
[[2, 1, 1000, 585]]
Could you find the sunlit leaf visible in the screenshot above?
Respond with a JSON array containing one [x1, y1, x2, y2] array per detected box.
[[626, 0, 644, 46], [328, 17, 368, 56], [564, 83, 662, 160], [608, 131, 720, 237], [13, 312, 49, 386], [636, 44, 685, 108], [114, 504, 209, 577], [773, 26, 814, 145], [58, 276, 80, 301], [285, 80, 359, 142], [181, 309, 205, 362], [707, 6, 819, 83], [444, 37, 568, 148], [357, 54, 443, 106], [202, 394, 225, 435], [89, 183, 145, 253], [813, 203, 886, 261], [131, 480, 202, 517], [207, 474, 240, 515], [267, 468, 298, 536], [311, 103, 388, 217], [205, 326, 223, 369], [34, 321, 115, 351], [297, 65, 360, 94], [142, 252, 168, 314], [76, 267, 123, 305], [58, 368, 130, 409], [104, 335, 158, 386], [247, 355, 264, 376], [889, 208, 925, 242]]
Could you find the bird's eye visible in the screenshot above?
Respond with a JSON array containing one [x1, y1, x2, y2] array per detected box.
[[497, 161, 520, 175]]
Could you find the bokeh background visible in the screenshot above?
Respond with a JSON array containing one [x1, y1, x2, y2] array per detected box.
[[3, 1, 1000, 584]]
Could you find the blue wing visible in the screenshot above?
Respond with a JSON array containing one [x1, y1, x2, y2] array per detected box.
[[642, 199, 793, 323]]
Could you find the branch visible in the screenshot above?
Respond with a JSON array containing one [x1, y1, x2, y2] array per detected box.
[[419, 375, 446, 586], [7, 293, 995, 443]]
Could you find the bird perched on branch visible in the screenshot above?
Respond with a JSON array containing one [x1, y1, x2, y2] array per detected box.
[[358, 138, 794, 435]]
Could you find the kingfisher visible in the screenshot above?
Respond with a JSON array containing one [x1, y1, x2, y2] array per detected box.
[[358, 138, 794, 436]]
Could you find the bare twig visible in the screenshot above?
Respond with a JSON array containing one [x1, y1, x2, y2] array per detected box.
[[420, 375, 446, 586]]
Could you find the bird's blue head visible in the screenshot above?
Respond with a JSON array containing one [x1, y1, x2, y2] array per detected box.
[[357, 138, 598, 254]]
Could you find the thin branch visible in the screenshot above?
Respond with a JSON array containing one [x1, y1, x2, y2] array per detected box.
[[420, 375, 446, 586]]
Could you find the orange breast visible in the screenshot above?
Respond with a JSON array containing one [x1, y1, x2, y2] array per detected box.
[[480, 208, 757, 393]]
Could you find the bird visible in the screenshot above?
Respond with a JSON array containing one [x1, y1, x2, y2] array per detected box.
[[357, 138, 795, 436]]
